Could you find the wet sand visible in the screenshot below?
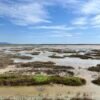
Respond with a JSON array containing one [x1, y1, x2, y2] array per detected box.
[[0, 45, 100, 99]]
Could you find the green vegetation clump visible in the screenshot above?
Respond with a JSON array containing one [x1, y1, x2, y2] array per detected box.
[[50, 49, 77, 53], [0, 96, 93, 100], [9, 47, 34, 52], [0, 74, 34, 86], [15, 55, 32, 60], [15, 61, 74, 76], [63, 77, 86, 86], [0, 74, 86, 86], [88, 64, 100, 72], [92, 77, 100, 85], [50, 76, 86, 86], [91, 49, 100, 56], [71, 97, 93, 100], [33, 74, 50, 85], [85, 49, 100, 59], [16, 61, 56, 68], [30, 52, 40, 55], [68, 54, 92, 59], [49, 55, 66, 58], [9, 54, 32, 60], [16, 61, 73, 69]]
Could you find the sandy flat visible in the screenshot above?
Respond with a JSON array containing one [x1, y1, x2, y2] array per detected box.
[[0, 45, 100, 99]]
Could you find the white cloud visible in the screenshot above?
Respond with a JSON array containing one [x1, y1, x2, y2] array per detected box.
[[1, 0, 100, 29], [91, 15, 100, 25], [0, 0, 85, 26], [72, 17, 88, 26], [51, 34, 72, 37], [50, 31, 73, 37], [81, 0, 100, 15], [71, 0, 100, 28], [31, 25, 74, 30], [0, 1, 50, 26], [48, 30, 81, 38], [50, 0, 81, 7]]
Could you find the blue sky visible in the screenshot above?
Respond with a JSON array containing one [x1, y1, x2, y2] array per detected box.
[[0, 0, 100, 44]]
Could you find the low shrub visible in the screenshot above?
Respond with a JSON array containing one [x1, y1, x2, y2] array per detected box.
[[16, 61, 55, 68], [88, 64, 100, 72], [68, 54, 92, 59], [71, 97, 93, 100], [63, 77, 86, 86], [10, 54, 32, 60], [49, 55, 66, 58], [33, 74, 50, 85], [92, 77, 100, 85], [16, 61, 74, 70], [30, 52, 40, 55], [50, 49, 77, 53], [0, 74, 86, 86]]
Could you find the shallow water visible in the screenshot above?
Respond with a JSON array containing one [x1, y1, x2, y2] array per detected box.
[[1, 45, 100, 99], [14, 51, 100, 68]]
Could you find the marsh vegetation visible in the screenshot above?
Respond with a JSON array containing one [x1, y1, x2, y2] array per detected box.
[[30, 52, 40, 55], [0, 53, 14, 68], [0, 45, 100, 99], [88, 64, 100, 72], [49, 48, 77, 54], [67, 54, 93, 59], [0, 74, 86, 86], [15, 61, 74, 76], [92, 77, 100, 85], [49, 54, 66, 58]]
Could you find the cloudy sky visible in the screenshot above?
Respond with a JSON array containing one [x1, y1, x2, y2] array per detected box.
[[0, 0, 100, 44]]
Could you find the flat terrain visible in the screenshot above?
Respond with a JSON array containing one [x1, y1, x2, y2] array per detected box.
[[0, 45, 100, 100]]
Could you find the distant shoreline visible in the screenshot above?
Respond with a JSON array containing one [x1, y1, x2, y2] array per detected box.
[[1, 43, 100, 45]]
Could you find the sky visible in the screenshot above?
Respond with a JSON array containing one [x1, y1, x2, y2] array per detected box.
[[0, 0, 100, 44]]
